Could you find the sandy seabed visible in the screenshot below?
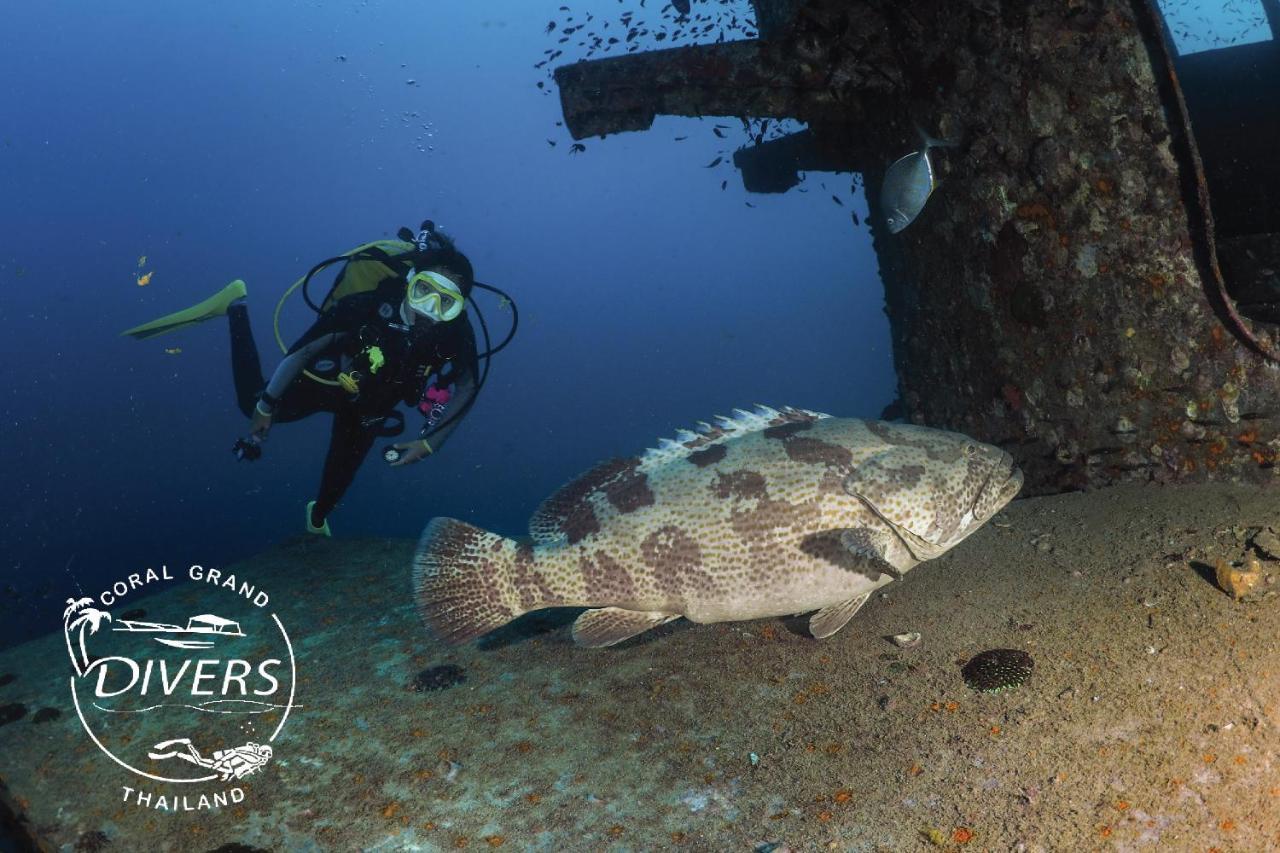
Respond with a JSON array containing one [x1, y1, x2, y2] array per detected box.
[[1, 481, 1277, 852]]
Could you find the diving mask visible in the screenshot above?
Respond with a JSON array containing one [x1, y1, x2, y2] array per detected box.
[[406, 269, 464, 322]]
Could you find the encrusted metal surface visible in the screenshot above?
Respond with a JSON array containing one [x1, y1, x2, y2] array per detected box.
[[553, 0, 1280, 495], [872, 0, 1280, 493]]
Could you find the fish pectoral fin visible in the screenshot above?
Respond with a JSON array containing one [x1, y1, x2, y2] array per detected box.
[[809, 594, 872, 639], [838, 527, 902, 579], [571, 608, 680, 648]]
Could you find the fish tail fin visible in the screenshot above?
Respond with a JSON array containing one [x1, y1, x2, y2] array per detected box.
[[914, 120, 960, 150], [412, 518, 529, 644]]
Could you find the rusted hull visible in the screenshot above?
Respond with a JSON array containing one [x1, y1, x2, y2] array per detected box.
[[554, 0, 1280, 494]]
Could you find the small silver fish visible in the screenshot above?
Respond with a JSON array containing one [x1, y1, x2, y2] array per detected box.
[[880, 126, 954, 234]]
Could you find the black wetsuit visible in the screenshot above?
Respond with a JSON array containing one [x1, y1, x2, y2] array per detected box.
[[229, 276, 478, 521]]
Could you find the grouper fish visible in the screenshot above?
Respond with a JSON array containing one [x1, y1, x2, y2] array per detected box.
[[413, 406, 1023, 648]]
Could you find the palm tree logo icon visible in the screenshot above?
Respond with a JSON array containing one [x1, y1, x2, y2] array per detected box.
[[63, 597, 112, 677]]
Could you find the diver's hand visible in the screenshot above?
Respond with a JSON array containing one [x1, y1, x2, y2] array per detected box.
[[250, 408, 273, 439], [389, 439, 432, 467]]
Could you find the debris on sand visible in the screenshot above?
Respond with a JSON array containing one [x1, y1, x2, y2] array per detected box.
[[1250, 527, 1280, 561], [0, 703, 26, 726], [32, 707, 61, 724], [1214, 556, 1262, 599], [411, 664, 466, 692], [888, 631, 921, 649]]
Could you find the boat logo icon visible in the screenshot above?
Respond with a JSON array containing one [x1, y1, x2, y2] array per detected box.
[[112, 612, 246, 650], [62, 565, 299, 812]]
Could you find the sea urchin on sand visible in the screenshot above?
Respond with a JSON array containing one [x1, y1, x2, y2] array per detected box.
[[961, 649, 1034, 693]]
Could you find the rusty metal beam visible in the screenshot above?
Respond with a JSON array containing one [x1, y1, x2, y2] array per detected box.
[[554, 41, 834, 139], [749, 0, 807, 39], [554, 32, 898, 141], [552, 1, 903, 141], [732, 126, 868, 192], [551, 0, 1280, 493], [1262, 0, 1280, 42]]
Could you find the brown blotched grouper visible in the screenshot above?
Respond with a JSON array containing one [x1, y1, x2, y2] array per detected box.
[[413, 406, 1022, 647]]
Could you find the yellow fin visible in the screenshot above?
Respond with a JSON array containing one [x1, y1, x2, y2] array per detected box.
[[121, 280, 246, 339]]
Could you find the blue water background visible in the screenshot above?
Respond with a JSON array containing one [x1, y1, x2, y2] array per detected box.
[[2, 0, 1266, 650], [0, 0, 891, 649]]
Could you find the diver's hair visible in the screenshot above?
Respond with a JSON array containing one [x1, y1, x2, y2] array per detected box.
[[421, 232, 474, 298]]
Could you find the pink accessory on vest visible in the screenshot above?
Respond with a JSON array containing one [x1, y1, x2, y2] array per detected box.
[[419, 384, 452, 420]]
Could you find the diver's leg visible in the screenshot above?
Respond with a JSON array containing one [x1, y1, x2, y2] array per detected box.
[[148, 738, 200, 763], [185, 743, 210, 767], [229, 304, 264, 418], [311, 409, 377, 526]]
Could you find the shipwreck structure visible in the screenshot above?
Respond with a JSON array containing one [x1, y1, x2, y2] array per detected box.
[[555, 0, 1280, 495]]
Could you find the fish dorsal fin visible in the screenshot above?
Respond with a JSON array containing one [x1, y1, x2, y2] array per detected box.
[[640, 405, 831, 468], [529, 457, 645, 547], [529, 407, 831, 546]]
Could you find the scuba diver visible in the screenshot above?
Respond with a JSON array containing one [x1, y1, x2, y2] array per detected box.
[[121, 221, 517, 536]]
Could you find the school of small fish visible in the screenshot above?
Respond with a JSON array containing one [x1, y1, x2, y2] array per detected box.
[[536, 0, 755, 73], [538, 3, 889, 222]]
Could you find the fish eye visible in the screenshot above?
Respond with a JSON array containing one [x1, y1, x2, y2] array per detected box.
[[962, 444, 976, 457]]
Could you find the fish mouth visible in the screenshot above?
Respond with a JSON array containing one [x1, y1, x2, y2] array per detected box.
[[992, 455, 1024, 509], [973, 452, 1023, 522]]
